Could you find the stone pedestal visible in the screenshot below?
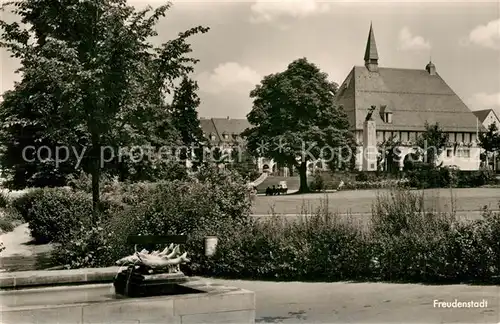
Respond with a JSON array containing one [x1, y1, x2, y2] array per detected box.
[[114, 266, 189, 297], [362, 120, 377, 171]]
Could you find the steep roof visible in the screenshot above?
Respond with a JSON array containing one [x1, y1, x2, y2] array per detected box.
[[337, 66, 484, 132], [199, 118, 217, 137], [473, 109, 498, 124], [199, 118, 250, 144], [211, 118, 251, 136]]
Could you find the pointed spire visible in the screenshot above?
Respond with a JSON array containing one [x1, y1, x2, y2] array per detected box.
[[364, 22, 379, 69]]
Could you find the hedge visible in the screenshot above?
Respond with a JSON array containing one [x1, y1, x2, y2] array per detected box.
[[21, 170, 500, 284]]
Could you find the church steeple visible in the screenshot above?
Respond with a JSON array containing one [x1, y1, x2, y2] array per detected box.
[[364, 23, 379, 72]]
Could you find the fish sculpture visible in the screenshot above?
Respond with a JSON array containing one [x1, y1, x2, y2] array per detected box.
[[115, 243, 189, 273]]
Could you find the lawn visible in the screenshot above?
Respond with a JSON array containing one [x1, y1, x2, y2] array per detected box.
[[251, 188, 500, 215]]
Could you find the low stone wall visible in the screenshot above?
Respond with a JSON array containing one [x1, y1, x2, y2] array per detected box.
[[0, 269, 256, 323], [0, 266, 120, 288]]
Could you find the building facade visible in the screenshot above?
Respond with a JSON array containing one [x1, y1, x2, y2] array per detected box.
[[474, 109, 500, 131], [199, 117, 323, 176], [336, 24, 484, 171]]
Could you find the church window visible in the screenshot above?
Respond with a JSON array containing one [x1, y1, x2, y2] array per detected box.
[[456, 133, 463, 143], [464, 133, 471, 143], [401, 132, 409, 142], [409, 132, 416, 141], [471, 133, 477, 142]]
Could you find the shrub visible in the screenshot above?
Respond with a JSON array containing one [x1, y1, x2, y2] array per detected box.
[[341, 179, 410, 190], [52, 166, 500, 284], [52, 218, 114, 269], [456, 170, 497, 188], [406, 165, 497, 189], [355, 171, 378, 182], [309, 171, 354, 191], [10, 188, 44, 223], [309, 171, 326, 191], [0, 218, 14, 232], [54, 166, 253, 269], [191, 211, 374, 281], [370, 189, 454, 236], [0, 206, 23, 233], [14, 188, 93, 244], [0, 191, 8, 208]]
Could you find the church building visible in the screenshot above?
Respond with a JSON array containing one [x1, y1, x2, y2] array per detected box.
[[336, 24, 484, 171]]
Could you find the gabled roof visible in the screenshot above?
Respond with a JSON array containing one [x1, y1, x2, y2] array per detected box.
[[337, 66, 485, 132], [473, 109, 499, 124], [211, 118, 251, 137], [199, 118, 251, 144], [199, 118, 218, 138]]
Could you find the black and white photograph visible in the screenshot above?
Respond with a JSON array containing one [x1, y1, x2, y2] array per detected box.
[[0, 0, 499, 323]]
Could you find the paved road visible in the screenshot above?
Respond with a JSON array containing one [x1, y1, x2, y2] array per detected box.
[[1, 280, 499, 323]]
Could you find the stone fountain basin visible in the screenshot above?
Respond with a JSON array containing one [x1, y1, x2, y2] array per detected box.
[[0, 278, 255, 323]]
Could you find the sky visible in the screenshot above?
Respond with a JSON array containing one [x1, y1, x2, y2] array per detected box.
[[1, 0, 499, 120]]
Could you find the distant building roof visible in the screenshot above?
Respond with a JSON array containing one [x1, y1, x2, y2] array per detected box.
[[199, 117, 251, 144], [473, 109, 500, 124]]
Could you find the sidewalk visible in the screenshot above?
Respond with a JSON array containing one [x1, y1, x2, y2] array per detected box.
[[208, 278, 500, 323], [1, 277, 498, 323]]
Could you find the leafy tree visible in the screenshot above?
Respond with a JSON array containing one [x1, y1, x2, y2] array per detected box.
[[0, 0, 208, 218], [212, 147, 229, 166], [227, 145, 259, 181], [243, 58, 355, 193], [478, 123, 500, 169], [416, 122, 449, 166], [170, 77, 204, 164]]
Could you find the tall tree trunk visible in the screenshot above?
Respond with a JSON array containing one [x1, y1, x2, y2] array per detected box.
[[297, 161, 309, 193], [91, 163, 100, 221], [91, 137, 100, 223]]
